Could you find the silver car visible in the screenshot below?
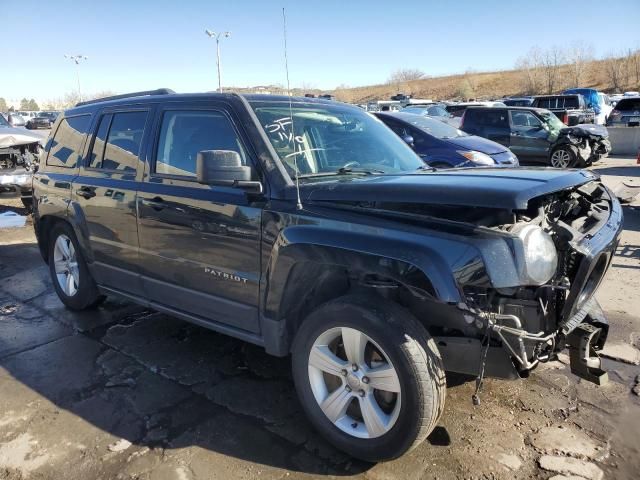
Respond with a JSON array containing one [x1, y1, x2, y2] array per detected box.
[[4, 113, 26, 127], [400, 104, 455, 125], [607, 97, 640, 127]]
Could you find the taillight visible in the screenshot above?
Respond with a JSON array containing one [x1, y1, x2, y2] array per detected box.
[[459, 110, 467, 128], [562, 113, 569, 125]]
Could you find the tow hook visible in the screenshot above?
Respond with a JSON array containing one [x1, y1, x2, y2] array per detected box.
[[567, 323, 608, 385]]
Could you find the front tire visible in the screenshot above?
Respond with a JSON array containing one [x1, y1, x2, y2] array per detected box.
[[48, 222, 104, 310], [550, 145, 578, 168], [291, 294, 446, 462]]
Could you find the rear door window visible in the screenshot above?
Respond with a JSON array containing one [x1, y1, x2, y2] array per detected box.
[[88, 111, 148, 172], [476, 110, 509, 128], [46, 115, 91, 168]]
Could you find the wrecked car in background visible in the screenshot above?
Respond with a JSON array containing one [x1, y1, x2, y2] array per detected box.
[[461, 106, 611, 168], [1, 114, 42, 209]]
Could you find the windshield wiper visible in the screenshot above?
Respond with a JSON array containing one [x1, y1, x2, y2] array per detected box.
[[415, 165, 435, 171], [335, 167, 385, 175], [298, 167, 385, 179]]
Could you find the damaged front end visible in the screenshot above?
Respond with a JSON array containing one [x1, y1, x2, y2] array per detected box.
[[0, 130, 42, 204], [555, 124, 611, 166], [461, 180, 622, 386]]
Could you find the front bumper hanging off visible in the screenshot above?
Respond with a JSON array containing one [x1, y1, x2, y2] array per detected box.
[[487, 297, 609, 385]]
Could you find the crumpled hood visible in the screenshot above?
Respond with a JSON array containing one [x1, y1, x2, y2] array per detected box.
[[560, 123, 608, 139], [298, 168, 598, 210], [0, 128, 43, 149]]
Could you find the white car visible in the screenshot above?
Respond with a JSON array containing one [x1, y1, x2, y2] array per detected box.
[[596, 92, 613, 125]]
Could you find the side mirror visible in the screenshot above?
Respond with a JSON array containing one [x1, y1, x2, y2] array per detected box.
[[402, 134, 414, 146], [196, 150, 262, 193]]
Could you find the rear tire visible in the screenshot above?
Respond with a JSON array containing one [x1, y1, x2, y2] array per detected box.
[[48, 222, 104, 310], [291, 294, 446, 462]]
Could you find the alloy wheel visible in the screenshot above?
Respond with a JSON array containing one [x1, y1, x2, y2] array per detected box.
[[307, 327, 401, 439], [53, 234, 79, 296], [550, 149, 571, 168]]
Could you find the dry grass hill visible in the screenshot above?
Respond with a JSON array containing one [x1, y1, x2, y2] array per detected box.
[[330, 56, 638, 104]]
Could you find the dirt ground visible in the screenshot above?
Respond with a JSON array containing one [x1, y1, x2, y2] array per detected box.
[[0, 158, 638, 480]]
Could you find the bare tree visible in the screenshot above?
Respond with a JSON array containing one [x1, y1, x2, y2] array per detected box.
[[388, 68, 425, 83], [603, 52, 628, 92], [387, 68, 425, 93], [541, 46, 566, 93], [455, 79, 475, 100], [626, 48, 640, 88], [515, 47, 544, 94], [566, 41, 594, 87], [59, 90, 118, 108], [300, 81, 316, 92]]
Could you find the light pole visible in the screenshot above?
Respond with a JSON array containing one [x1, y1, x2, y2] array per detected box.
[[64, 54, 88, 101], [205, 29, 231, 92]]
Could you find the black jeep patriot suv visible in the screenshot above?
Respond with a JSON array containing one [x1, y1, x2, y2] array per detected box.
[[33, 89, 622, 461]]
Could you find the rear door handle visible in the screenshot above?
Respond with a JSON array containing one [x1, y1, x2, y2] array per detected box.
[[76, 187, 96, 199], [141, 196, 166, 211]]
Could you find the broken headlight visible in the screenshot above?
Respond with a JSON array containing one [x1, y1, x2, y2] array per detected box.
[[515, 224, 558, 285]]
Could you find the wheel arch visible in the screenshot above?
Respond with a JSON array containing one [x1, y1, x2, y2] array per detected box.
[[37, 203, 94, 265], [261, 225, 466, 355]]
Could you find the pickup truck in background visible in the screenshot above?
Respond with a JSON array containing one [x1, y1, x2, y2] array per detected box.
[[531, 94, 595, 126]]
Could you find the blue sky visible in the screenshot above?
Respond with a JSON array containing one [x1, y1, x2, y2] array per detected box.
[[3, 0, 639, 103]]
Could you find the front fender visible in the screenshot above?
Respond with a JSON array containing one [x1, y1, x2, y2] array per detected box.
[[263, 223, 479, 318]]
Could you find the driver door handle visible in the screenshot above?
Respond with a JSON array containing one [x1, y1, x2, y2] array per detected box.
[[141, 196, 166, 211], [76, 186, 96, 199]]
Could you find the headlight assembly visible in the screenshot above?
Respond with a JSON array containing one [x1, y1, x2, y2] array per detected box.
[[457, 150, 495, 166], [514, 224, 558, 285]]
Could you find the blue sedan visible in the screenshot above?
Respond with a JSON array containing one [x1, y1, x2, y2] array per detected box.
[[375, 112, 519, 169]]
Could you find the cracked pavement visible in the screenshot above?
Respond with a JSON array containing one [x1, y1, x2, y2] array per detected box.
[[0, 157, 639, 479]]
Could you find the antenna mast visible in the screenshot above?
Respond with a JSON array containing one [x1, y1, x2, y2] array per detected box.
[[282, 7, 303, 210]]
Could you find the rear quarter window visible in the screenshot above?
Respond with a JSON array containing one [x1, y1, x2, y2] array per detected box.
[[616, 99, 640, 111], [46, 115, 91, 168]]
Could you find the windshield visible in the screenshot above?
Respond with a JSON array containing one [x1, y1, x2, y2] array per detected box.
[[0, 115, 9, 127], [395, 113, 468, 139], [250, 100, 424, 178], [616, 99, 640, 111], [539, 110, 565, 131]]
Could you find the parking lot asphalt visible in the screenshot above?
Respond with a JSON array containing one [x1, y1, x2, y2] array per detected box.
[[0, 157, 639, 480]]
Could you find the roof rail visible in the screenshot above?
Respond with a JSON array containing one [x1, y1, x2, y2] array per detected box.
[[75, 88, 175, 107]]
